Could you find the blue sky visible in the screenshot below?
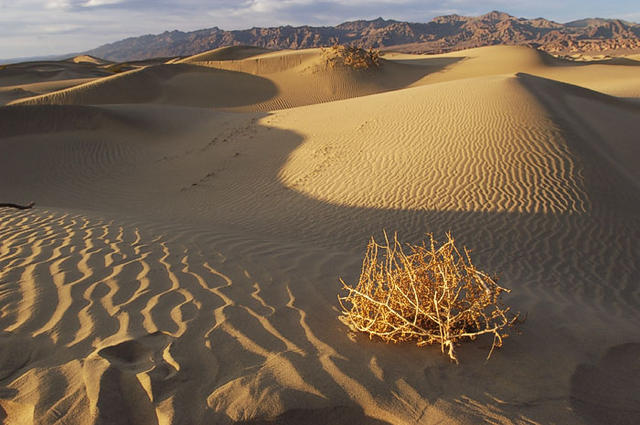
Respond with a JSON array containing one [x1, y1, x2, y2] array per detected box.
[[0, 0, 638, 59]]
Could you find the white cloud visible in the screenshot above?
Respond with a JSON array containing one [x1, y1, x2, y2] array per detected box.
[[247, 0, 314, 13], [83, 0, 127, 6], [38, 23, 83, 33], [621, 11, 640, 22], [45, 0, 71, 9]]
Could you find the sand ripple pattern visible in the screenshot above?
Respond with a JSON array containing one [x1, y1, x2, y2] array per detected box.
[[0, 209, 402, 424], [278, 76, 591, 214], [1, 201, 639, 424]]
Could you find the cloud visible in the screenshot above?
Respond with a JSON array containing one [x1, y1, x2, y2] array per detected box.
[[621, 11, 640, 22], [45, 0, 71, 9], [83, 0, 127, 6]]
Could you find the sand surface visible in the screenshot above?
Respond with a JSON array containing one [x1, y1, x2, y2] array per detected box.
[[0, 45, 639, 424]]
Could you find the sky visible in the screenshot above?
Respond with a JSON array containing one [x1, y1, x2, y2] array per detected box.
[[1, 0, 639, 59]]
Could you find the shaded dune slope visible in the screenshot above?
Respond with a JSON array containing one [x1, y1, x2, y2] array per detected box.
[[0, 58, 115, 105], [517, 73, 640, 188], [9, 65, 280, 109], [0, 79, 99, 105], [0, 104, 124, 138]]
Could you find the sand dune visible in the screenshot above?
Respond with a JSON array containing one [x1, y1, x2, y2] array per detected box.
[[9, 65, 280, 108], [11, 48, 434, 110], [0, 79, 98, 105], [177, 45, 275, 63], [0, 59, 112, 87], [277, 74, 592, 214], [1, 45, 639, 424], [389, 45, 640, 99], [67, 55, 111, 65], [0, 57, 114, 105], [9, 45, 640, 112]]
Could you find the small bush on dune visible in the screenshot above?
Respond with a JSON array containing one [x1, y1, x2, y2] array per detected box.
[[107, 63, 130, 73], [322, 43, 381, 70], [338, 232, 519, 363]]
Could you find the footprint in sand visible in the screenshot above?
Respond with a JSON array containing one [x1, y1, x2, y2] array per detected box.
[[83, 332, 178, 425], [0, 341, 31, 423], [0, 333, 56, 424]]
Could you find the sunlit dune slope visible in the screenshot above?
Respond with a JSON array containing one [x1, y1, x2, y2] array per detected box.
[[276, 73, 640, 214], [384, 45, 556, 79], [390, 45, 640, 99], [177, 45, 274, 62], [66, 55, 111, 65]]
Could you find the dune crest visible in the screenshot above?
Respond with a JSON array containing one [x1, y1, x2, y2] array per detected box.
[[177, 45, 275, 63], [67, 55, 110, 65]]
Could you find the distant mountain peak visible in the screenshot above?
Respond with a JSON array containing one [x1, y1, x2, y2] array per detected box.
[[86, 11, 640, 62], [481, 10, 514, 20]]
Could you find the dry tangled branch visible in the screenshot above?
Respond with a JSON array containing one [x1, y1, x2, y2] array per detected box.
[[338, 232, 519, 363], [322, 43, 381, 70], [0, 201, 34, 210]]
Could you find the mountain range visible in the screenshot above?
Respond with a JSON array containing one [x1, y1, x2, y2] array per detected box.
[[86, 10, 640, 62]]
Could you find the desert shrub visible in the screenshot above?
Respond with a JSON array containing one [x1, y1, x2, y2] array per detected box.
[[338, 232, 519, 363], [107, 63, 130, 73], [322, 43, 381, 70]]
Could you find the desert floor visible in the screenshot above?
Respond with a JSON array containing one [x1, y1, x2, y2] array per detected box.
[[0, 45, 639, 424]]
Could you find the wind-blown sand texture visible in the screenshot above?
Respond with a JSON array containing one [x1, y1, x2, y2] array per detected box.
[[0, 45, 639, 424]]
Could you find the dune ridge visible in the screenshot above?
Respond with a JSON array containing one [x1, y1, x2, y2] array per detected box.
[[177, 45, 275, 63], [0, 58, 115, 105], [10, 48, 434, 111], [8, 45, 640, 112]]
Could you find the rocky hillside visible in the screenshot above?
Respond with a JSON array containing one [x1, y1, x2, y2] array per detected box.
[[87, 11, 640, 61]]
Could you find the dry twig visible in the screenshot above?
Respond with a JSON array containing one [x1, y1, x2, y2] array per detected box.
[[0, 202, 34, 210], [338, 232, 519, 363]]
